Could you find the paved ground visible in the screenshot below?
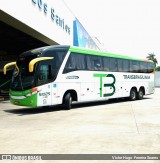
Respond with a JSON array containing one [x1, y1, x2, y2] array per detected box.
[[0, 88, 160, 163]]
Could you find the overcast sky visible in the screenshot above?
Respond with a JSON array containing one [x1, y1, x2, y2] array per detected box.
[[64, 0, 160, 65]]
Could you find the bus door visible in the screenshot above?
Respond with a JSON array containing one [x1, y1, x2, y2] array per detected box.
[[36, 62, 53, 106], [37, 83, 52, 106]]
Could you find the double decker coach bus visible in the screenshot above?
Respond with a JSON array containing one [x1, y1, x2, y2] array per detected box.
[[4, 45, 155, 109]]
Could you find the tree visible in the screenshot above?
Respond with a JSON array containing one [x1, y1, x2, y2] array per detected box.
[[146, 53, 158, 67], [155, 66, 160, 71]]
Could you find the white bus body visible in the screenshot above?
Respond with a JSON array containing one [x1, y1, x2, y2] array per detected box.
[[4, 46, 154, 109]]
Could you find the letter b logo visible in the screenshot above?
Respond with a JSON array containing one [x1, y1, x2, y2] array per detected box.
[[93, 73, 116, 97], [103, 74, 116, 97]]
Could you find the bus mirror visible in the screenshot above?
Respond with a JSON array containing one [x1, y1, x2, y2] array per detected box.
[[3, 62, 16, 75], [29, 57, 53, 72]]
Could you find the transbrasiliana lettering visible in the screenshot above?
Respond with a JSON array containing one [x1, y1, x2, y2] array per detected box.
[[123, 75, 150, 79]]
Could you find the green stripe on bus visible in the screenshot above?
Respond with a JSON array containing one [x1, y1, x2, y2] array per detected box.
[[69, 46, 143, 61]]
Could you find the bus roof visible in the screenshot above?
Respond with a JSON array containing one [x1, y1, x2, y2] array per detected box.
[[69, 46, 152, 62], [30, 45, 70, 54], [20, 45, 152, 63]]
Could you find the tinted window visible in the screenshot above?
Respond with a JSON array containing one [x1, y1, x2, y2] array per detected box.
[[117, 59, 123, 72], [44, 50, 66, 70], [63, 52, 155, 74], [148, 62, 155, 73], [130, 61, 140, 73], [42, 49, 67, 80], [11, 54, 37, 90], [140, 62, 147, 73], [109, 58, 118, 72], [123, 60, 130, 72], [63, 53, 86, 73], [37, 63, 52, 85], [86, 55, 103, 71], [103, 57, 110, 71]]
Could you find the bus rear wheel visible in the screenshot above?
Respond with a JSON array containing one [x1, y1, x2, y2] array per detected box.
[[138, 89, 144, 100], [129, 89, 137, 101], [63, 93, 72, 110]]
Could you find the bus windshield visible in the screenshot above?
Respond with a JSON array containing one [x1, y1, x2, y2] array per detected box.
[[10, 54, 37, 91], [10, 48, 67, 91]]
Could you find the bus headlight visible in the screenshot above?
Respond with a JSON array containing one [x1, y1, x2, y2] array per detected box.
[[25, 93, 31, 97]]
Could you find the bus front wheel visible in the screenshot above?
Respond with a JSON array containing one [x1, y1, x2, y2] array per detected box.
[[129, 89, 137, 101], [63, 93, 72, 110]]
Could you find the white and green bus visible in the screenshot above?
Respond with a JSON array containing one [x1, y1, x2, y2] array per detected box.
[[4, 45, 155, 109]]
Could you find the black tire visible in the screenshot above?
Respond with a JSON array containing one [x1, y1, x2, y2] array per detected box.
[[129, 89, 137, 101], [138, 89, 144, 100], [63, 93, 72, 110]]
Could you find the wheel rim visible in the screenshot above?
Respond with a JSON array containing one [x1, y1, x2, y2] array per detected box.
[[139, 91, 143, 98], [131, 91, 136, 99], [69, 96, 72, 105]]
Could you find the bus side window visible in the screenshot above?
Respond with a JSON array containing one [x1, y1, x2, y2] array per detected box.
[[75, 53, 86, 70], [123, 60, 130, 72], [63, 53, 87, 73], [103, 57, 110, 71], [148, 62, 155, 73], [110, 58, 118, 72], [131, 61, 140, 73], [117, 59, 123, 72], [142, 62, 148, 73], [63, 53, 76, 73], [87, 55, 103, 71], [38, 64, 52, 84], [93, 57, 103, 71], [140, 62, 146, 73]]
